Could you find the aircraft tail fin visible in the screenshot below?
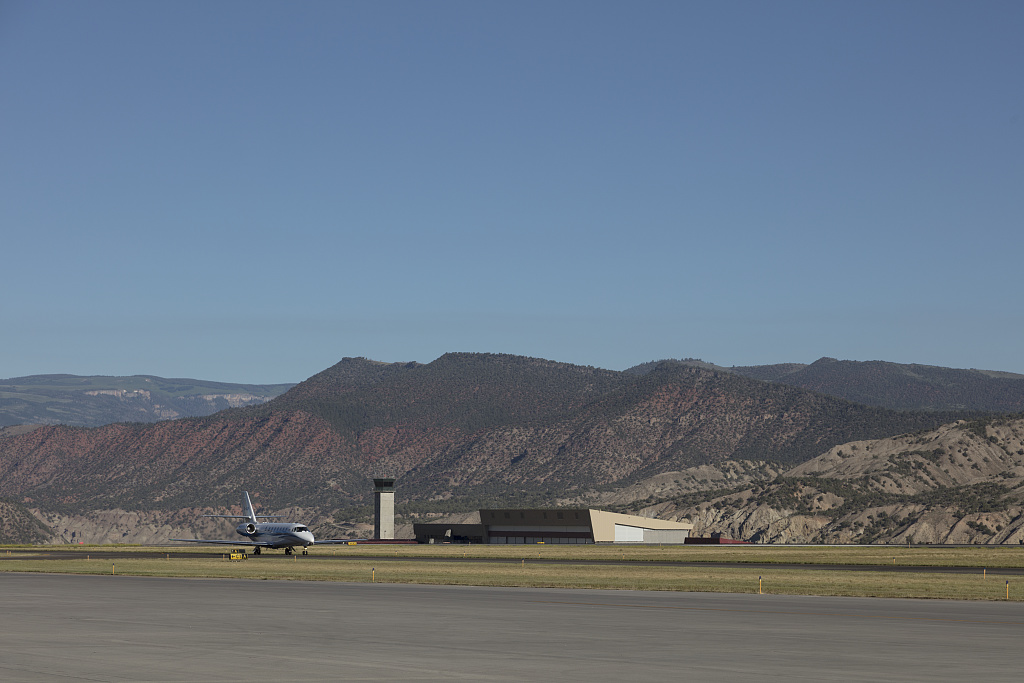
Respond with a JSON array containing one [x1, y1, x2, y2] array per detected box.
[[243, 491, 258, 524]]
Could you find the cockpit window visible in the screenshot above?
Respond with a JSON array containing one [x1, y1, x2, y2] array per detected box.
[[294, 526, 308, 532]]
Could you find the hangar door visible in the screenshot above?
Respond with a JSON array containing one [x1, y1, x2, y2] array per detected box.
[[613, 524, 645, 543]]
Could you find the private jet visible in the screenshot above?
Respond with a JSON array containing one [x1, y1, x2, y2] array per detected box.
[[172, 491, 343, 555]]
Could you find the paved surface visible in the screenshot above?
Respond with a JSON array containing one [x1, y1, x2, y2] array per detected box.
[[7, 548, 1024, 575], [1, 573, 1023, 682]]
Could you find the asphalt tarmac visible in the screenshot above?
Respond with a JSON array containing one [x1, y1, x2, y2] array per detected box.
[[6, 547, 1024, 575], [1, 573, 1022, 681]]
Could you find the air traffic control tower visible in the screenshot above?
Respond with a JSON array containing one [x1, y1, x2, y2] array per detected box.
[[373, 477, 395, 540]]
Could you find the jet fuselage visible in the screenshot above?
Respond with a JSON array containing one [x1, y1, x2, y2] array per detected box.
[[236, 522, 314, 549]]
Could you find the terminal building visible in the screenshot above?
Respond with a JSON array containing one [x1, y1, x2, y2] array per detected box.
[[413, 509, 693, 545]]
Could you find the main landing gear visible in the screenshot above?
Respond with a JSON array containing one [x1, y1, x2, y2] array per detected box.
[[253, 546, 261, 555], [284, 547, 293, 555]]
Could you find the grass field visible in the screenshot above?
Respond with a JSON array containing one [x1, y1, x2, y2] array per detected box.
[[305, 543, 1024, 568], [2, 544, 1023, 601], [9, 542, 1024, 567]]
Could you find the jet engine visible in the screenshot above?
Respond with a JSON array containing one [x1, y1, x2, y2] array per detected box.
[[245, 523, 256, 535]]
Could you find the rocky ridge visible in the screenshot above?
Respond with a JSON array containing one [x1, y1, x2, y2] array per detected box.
[[0, 353, 1015, 544], [613, 416, 1024, 544], [0, 374, 294, 427]]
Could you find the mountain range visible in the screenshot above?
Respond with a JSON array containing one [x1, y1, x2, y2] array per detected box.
[[701, 357, 1024, 412], [626, 357, 1024, 412], [0, 375, 294, 427], [1, 353, 1023, 544], [613, 414, 1024, 545]]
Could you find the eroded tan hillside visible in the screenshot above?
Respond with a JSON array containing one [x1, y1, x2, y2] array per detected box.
[[585, 461, 782, 506], [633, 417, 1024, 544]]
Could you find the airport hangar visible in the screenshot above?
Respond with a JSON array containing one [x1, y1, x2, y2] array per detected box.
[[413, 509, 693, 544]]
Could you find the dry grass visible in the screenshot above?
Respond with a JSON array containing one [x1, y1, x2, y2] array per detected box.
[[32, 542, 1021, 568], [301, 543, 1024, 568], [1, 549, 1022, 601]]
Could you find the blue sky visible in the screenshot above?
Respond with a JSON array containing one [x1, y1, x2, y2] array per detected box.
[[2, 1, 1022, 383]]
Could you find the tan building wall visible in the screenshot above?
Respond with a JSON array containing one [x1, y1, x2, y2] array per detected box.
[[588, 509, 693, 543], [478, 509, 693, 545]]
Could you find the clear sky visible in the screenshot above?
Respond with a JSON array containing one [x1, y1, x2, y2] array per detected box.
[[2, 1, 1022, 384]]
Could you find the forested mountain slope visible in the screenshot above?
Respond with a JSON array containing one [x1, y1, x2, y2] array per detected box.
[[659, 357, 1024, 412]]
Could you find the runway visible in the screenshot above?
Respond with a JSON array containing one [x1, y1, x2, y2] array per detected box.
[[1, 573, 1022, 681], [6, 547, 1024, 575]]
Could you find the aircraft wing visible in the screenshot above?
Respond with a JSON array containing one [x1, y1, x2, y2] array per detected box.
[[314, 539, 365, 545], [170, 538, 274, 547]]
